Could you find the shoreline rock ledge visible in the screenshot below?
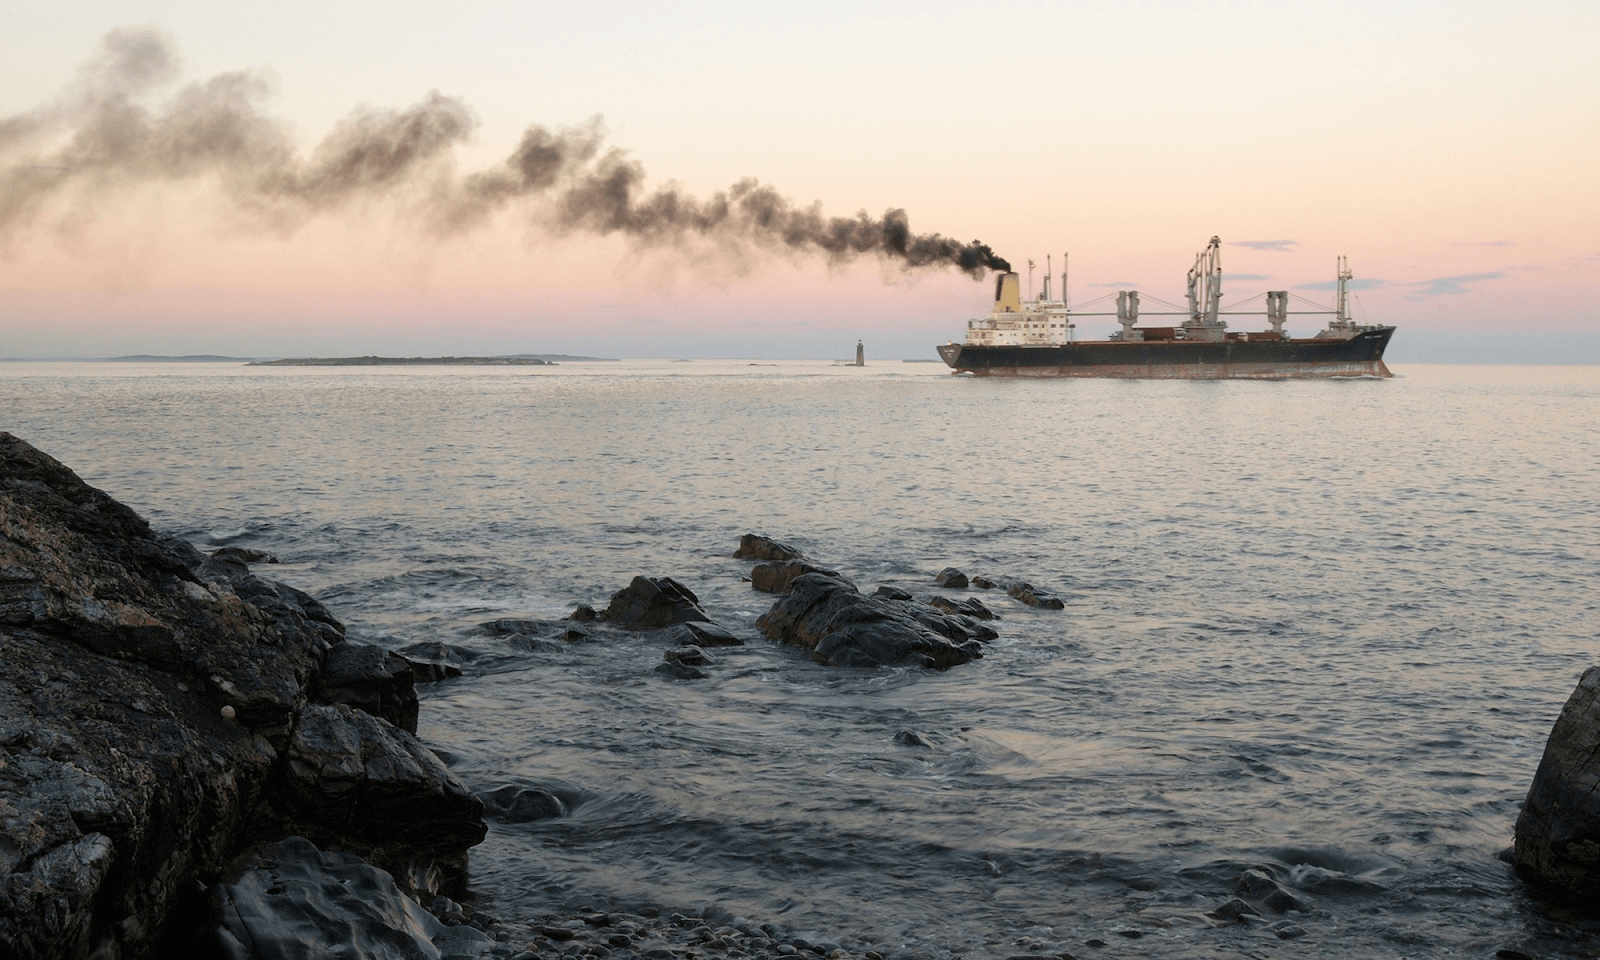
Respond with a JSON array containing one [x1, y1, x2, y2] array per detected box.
[[1514, 666, 1600, 898], [0, 433, 486, 959]]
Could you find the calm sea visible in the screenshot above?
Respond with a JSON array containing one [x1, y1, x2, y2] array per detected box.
[[4, 360, 1598, 958]]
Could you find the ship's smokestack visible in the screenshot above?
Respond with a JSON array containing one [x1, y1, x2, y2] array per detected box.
[[1, 27, 1013, 281]]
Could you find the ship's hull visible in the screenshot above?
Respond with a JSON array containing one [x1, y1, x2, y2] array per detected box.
[[937, 328, 1394, 379]]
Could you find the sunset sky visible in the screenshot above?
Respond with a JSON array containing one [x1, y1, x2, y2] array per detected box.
[[2, 1, 1596, 361]]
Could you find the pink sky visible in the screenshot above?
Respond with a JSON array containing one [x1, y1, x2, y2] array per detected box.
[[2, 2, 1596, 360]]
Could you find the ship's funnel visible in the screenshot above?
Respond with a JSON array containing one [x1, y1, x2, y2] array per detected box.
[[993, 272, 1022, 314]]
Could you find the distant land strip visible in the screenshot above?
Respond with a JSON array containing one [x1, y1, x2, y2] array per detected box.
[[247, 355, 616, 366]]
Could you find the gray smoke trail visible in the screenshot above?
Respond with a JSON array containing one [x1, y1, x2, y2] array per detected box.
[[1, 27, 1010, 275]]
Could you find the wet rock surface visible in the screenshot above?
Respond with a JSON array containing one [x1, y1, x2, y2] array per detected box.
[[314, 640, 421, 733], [603, 576, 714, 630], [210, 836, 492, 960], [732, 534, 805, 562], [0, 433, 483, 959], [750, 560, 840, 595], [1006, 582, 1065, 610], [1515, 666, 1600, 897], [756, 574, 985, 669], [933, 567, 969, 589]]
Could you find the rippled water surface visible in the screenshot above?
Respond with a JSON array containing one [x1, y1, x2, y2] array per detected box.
[[5, 360, 1600, 958]]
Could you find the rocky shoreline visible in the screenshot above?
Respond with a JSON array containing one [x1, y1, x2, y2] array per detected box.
[[5, 431, 1600, 958]]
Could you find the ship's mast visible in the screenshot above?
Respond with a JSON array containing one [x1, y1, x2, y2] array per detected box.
[[1335, 255, 1352, 324], [1044, 254, 1052, 301]]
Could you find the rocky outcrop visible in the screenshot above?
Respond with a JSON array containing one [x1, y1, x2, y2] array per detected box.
[[271, 704, 486, 880], [756, 574, 986, 669], [732, 534, 804, 562], [602, 576, 712, 630], [0, 433, 484, 959], [750, 560, 839, 594], [934, 567, 969, 589], [1515, 667, 1600, 898]]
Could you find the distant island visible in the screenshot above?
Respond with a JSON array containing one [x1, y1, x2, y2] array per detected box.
[[247, 355, 616, 366], [108, 355, 260, 362]]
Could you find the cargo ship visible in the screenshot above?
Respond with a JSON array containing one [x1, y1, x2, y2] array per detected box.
[[937, 237, 1395, 379]]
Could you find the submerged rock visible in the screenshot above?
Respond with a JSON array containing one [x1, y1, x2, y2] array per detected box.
[[603, 576, 712, 630], [733, 534, 804, 562], [1515, 666, 1600, 897], [396, 640, 470, 682], [929, 596, 997, 621], [751, 560, 840, 594], [1007, 581, 1065, 610], [209, 545, 279, 565], [665, 645, 715, 666], [478, 784, 568, 822], [873, 585, 912, 601], [970, 575, 999, 590], [661, 620, 743, 647], [756, 574, 984, 669]]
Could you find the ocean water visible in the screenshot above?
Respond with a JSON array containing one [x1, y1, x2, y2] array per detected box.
[[4, 359, 1599, 958]]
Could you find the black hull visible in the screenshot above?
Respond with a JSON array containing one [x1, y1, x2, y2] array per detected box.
[[936, 328, 1395, 379]]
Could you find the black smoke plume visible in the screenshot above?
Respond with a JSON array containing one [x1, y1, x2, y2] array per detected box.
[[1, 27, 1010, 277]]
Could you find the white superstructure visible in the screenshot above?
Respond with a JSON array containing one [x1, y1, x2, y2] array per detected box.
[[962, 260, 1074, 347]]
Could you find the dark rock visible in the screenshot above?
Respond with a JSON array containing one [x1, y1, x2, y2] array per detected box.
[[1237, 868, 1309, 912], [934, 567, 969, 589], [756, 574, 984, 669], [904, 605, 999, 644], [479, 618, 555, 635], [396, 641, 469, 682], [970, 575, 998, 589], [313, 641, 419, 734], [928, 596, 997, 621], [1269, 921, 1308, 940], [873, 586, 912, 601], [273, 703, 487, 884], [665, 645, 715, 666], [1208, 897, 1260, 923], [894, 730, 935, 748], [209, 545, 280, 564], [751, 560, 840, 594], [210, 836, 493, 960], [477, 784, 567, 822], [1007, 582, 1065, 609], [655, 661, 709, 680], [0, 433, 333, 959], [1515, 666, 1600, 897], [561, 623, 595, 642], [478, 617, 597, 648], [569, 604, 598, 622], [603, 576, 711, 630], [733, 534, 804, 562], [661, 620, 743, 648]]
